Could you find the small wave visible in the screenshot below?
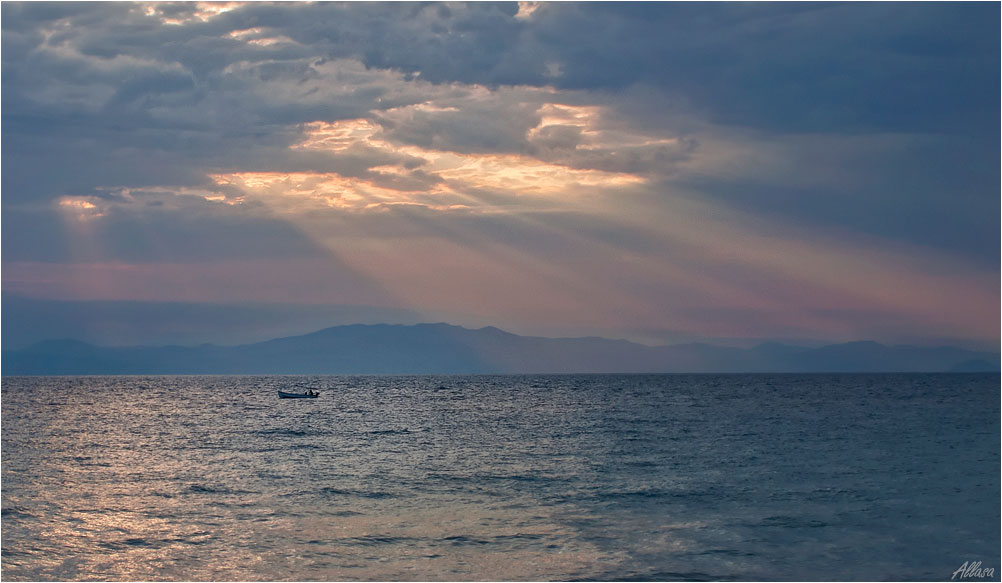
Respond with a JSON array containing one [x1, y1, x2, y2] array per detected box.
[[622, 571, 734, 582], [343, 534, 417, 546], [442, 535, 491, 546], [477, 473, 553, 484], [161, 531, 213, 546], [72, 456, 112, 467], [624, 460, 660, 468], [188, 484, 225, 494], [99, 537, 159, 550], [185, 483, 256, 495], [806, 487, 870, 502], [596, 487, 675, 500], [695, 548, 756, 557], [423, 472, 471, 482], [1, 546, 32, 558], [317, 486, 396, 499], [254, 428, 311, 437], [97, 535, 211, 551], [759, 515, 828, 528], [492, 533, 545, 541], [1, 506, 33, 519]]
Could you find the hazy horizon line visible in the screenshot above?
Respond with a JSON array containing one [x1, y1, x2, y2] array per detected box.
[[9, 320, 1000, 354]]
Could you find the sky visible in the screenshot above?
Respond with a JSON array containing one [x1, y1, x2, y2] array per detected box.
[[2, 1, 999, 350]]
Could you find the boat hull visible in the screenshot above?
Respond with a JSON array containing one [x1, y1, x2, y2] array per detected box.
[[278, 390, 319, 399]]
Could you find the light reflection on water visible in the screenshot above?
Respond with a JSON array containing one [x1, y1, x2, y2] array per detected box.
[[2, 374, 999, 581]]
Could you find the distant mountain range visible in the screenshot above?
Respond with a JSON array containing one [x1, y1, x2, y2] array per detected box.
[[2, 323, 999, 375]]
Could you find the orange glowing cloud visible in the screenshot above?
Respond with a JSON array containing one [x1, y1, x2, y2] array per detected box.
[[291, 120, 382, 153], [424, 150, 645, 193], [210, 172, 372, 210], [146, 2, 243, 25], [57, 196, 104, 219], [213, 112, 648, 213], [226, 27, 295, 47]]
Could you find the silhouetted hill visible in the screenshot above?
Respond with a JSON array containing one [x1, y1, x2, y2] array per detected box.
[[2, 323, 999, 374]]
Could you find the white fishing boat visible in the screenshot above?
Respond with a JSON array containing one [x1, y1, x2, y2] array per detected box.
[[278, 390, 319, 399]]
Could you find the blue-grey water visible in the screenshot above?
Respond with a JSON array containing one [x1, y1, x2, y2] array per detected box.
[[2, 374, 999, 581]]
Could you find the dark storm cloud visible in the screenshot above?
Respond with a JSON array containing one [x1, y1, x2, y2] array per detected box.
[[2, 3, 409, 203], [7, 2, 998, 135], [7, 2, 996, 154], [6, 2, 994, 237], [444, 2, 998, 135]]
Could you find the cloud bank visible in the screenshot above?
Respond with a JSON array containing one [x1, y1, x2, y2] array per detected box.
[[3, 2, 998, 348]]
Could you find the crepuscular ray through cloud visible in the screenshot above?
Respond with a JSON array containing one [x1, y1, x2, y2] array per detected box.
[[3, 2, 997, 349]]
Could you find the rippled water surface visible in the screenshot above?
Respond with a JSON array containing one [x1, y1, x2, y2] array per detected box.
[[2, 374, 999, 581]]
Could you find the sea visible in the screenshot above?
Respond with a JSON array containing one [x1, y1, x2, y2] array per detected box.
[[1, 374, 999, 582]]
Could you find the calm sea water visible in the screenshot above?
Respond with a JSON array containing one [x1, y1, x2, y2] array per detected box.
[[2, 374, 999, 581]]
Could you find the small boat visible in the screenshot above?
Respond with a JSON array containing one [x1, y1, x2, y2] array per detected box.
[[278, 390, 319, 399]]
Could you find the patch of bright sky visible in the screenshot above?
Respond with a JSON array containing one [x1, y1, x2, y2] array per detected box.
[[515, 2, 541, 21], [222, 103, 650, 213], [145, 2, 243, 26]]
